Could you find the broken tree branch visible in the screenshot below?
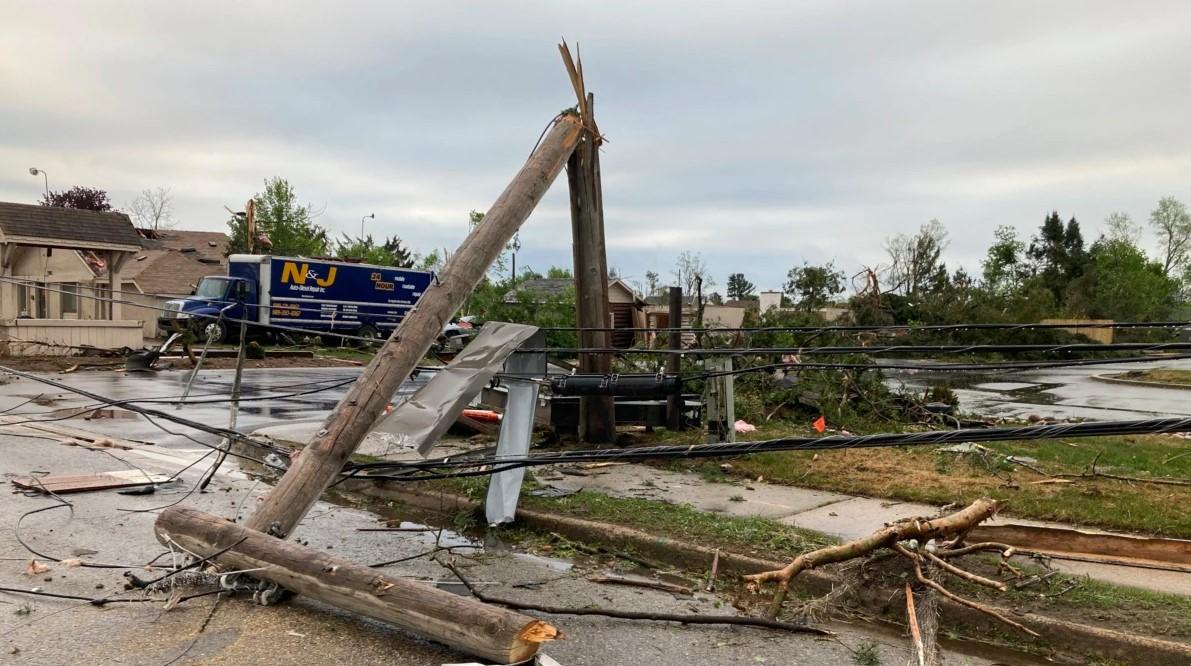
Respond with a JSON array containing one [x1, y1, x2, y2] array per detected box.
[[587, 573, 692, 596], [905, 549, 1039, 637], [921, 549, 1007, 592], [743, 499, 1001, 604]]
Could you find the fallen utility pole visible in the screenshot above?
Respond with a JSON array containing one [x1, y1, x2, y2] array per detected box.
[[245, 113, 584, 539], [155, 506, 555, 663]]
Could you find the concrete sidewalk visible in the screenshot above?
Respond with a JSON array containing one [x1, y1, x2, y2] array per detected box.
[[540, 462, 1191, 595]]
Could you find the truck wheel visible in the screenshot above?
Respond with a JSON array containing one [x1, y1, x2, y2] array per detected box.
[[199, 319, 227, 344], [355, 324, 381, 349]]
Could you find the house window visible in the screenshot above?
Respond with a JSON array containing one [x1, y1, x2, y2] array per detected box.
[[33, 282, 48, 318], [15, 282, 28, 317], [60, 283, 79, 316]]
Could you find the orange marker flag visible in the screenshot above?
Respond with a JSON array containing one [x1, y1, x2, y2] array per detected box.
[[813, 415, 826, 433]]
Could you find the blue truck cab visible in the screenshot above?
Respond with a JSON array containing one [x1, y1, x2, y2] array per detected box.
[[159, 254, 433, 344]]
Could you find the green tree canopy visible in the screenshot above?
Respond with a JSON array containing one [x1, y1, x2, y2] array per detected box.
[[1066, 235, 1178, 321], [227, 177, 329, 256], [785, 261, 845, 311], [334, 234, 415, 267], [981, 225, 1027, 294], [726, 272, 756, 300]]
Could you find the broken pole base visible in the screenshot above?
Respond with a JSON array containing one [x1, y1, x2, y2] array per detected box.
[[155, 506, 555, 663]]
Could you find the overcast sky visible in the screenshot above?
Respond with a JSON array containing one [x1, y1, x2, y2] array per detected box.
[[3, 2, 1190, 292]]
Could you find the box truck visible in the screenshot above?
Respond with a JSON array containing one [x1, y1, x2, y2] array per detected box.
[[159, 254, 433, 344]]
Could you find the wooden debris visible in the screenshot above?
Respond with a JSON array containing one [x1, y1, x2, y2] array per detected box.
[[155, 506, 555, 664], [587, 573, 693, 596], [12, 470, 169, 494]]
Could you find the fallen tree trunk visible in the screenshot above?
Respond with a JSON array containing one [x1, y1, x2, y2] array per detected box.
[[155, 506, 555, 663]]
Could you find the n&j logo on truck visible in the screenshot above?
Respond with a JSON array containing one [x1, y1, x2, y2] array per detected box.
[[160, 255, 433, 344]]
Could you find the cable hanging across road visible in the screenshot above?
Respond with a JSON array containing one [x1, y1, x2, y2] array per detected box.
[[344, 415, 1191, 481], [514, 341, 1191, 356], [542, 320, 1191, 334]]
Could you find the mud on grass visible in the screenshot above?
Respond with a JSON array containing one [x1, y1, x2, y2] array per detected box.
[[661, 430, 1191, 537]]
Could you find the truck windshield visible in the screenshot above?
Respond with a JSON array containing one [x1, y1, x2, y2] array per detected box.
[[194, 278, 230, 299]]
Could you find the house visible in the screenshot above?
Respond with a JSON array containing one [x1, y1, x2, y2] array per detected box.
[[503, 277, 646, 348], [121, 229, 229, 337], [641, 294, 748, 347], [0, 202, 143, 354]]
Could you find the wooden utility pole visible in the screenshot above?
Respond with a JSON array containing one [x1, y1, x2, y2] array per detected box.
[[567, 94, 615, 444], [156, 506, 554, 663], [561, 42, 615, 445], [666, 286, 684, 430], [243, 114, 584, 539]]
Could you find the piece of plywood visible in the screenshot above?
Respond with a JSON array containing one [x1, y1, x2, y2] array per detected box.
[[12, 470, 169, 494]]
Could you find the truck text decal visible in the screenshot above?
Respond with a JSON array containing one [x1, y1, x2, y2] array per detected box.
[[280, 262, 338, 290]]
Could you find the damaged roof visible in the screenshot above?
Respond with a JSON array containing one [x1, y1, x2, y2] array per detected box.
[[0, 201, 142, 251], [123, 229, 229, 296]]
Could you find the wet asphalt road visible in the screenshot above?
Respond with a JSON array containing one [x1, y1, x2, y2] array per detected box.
[[0, 367, 420, 451], [891, 356, 1191, 420]]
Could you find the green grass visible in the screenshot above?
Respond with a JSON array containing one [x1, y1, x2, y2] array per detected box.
[[1112, 368, 1191, 386], [516, 487, 834, 560], [309, 346, 375, 362], [658, 427, 1191, 537]]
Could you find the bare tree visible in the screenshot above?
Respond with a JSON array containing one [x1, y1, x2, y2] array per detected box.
[[1149, 196, 1191, 276], [129, 187, 175, 230], [1105, 211, 1140, 244], [672, 251, 714, 298], [885, 219, 948, 296]]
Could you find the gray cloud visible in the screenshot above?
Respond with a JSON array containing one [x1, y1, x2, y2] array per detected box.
[[2, 1, 1190, 290]]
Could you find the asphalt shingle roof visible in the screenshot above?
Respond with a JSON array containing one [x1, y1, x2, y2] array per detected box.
[[0, 201, 142, 249]]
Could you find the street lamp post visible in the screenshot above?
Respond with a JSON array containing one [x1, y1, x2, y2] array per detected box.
[[28, 168, 48, 197], [360, 213, 374, 242], [511, 232, 521, 281]]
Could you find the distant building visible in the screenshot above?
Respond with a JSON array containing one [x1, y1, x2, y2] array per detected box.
[[759, 290, 783, 312], [503, 277, 646, 348], [641, 294, 747, 348]]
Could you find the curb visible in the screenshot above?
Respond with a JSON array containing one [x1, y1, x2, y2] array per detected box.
[[1090, 373, 1191, 391], [345, 479, 1191, 666]]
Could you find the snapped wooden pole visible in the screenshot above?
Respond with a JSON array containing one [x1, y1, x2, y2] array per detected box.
[[567, 92, 615, 444], [155, 506, 555, 663], [245, 114, 584, 538], [666, 286, 684, 430]]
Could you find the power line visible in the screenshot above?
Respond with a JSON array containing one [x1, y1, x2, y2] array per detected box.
[[346, 415, 1191, 481], [542, 320, 1191, 334], [515, 342, 1191, 356]]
